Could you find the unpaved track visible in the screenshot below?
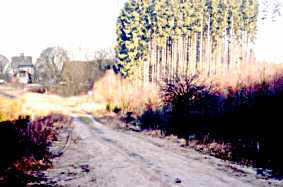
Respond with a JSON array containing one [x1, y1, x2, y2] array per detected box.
[[0, 85, 25, 98], [43, 116, 268, 187]]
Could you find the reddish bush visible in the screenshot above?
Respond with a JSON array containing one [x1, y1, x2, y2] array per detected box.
[[0, 114, 70, 185]]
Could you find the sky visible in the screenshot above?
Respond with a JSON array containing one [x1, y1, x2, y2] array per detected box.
[[0, 0, 125, 61], [255, 0, 283, 63], [0, 0, 282, 63]]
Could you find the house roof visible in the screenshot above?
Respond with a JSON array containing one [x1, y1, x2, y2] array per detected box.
[[11, 55, 33, 69]]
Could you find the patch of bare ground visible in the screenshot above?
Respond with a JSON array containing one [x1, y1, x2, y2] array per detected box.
[[28, 120, 98, 187]]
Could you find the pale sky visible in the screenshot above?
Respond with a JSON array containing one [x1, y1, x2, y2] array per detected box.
[[0, 0, 125, 61], [0, 0, 282, 63], [255, 0, 283, 63]]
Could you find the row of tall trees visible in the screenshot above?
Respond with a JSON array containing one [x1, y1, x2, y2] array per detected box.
[[115, 0, 259, 84]]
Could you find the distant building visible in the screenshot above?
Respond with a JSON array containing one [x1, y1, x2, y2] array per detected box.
[[11, 53, 34, 84]]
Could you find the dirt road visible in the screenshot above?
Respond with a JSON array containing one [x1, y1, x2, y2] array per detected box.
[[0, 85, 25, 98], [39, 115, 281, 187]]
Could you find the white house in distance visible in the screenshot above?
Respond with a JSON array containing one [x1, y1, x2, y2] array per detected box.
[[9, 53, 34, 84]]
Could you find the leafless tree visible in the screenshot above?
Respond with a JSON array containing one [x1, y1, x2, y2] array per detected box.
[[91, 48, 115, 71], [36, 48, 115, 96], [0, 55, 10, 81], [35, 47, 69, 82], [59, 48, 115, 96], [0, 55, 10, 75]]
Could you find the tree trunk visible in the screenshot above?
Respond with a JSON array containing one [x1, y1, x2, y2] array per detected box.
[[165, 40, 169, 83], [185, 35, 190, 80], [207, 16, 211, 77], [199, 17, 204, 74]]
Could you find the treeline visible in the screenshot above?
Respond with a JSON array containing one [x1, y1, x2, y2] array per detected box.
[[115, 0, 258, 83]]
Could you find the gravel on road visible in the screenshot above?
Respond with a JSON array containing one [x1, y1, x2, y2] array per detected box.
[[36, 115, 283, 187]]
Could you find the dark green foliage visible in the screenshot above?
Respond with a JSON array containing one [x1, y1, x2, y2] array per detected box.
[[106, 103, 112, 112], [138, 106, 165, 131], [113, 106, 122, 114], [124, 112, 135, 124]]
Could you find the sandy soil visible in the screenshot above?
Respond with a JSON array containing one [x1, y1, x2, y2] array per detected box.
[[38, 115, 282, 187]]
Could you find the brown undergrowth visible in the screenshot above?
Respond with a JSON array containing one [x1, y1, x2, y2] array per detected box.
[[0, 114, 71, 185]]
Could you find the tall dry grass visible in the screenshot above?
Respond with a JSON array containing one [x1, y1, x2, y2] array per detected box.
[[0, 97, 26, 122], [197, 61, 283, 93], [91, 70, 161, 115], [89, 62, 283, 119]]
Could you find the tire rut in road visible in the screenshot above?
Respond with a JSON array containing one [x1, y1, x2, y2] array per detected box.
[[74, 117, 172, 187], [75, 116, 255, 187], [39, 115, 279, 187]]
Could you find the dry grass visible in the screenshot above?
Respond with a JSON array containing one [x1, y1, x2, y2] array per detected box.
[[91, 70, 161, 115], [0, 97, 25, 121], [197, 61, 283, 92], [0, 92, 104, 122]]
